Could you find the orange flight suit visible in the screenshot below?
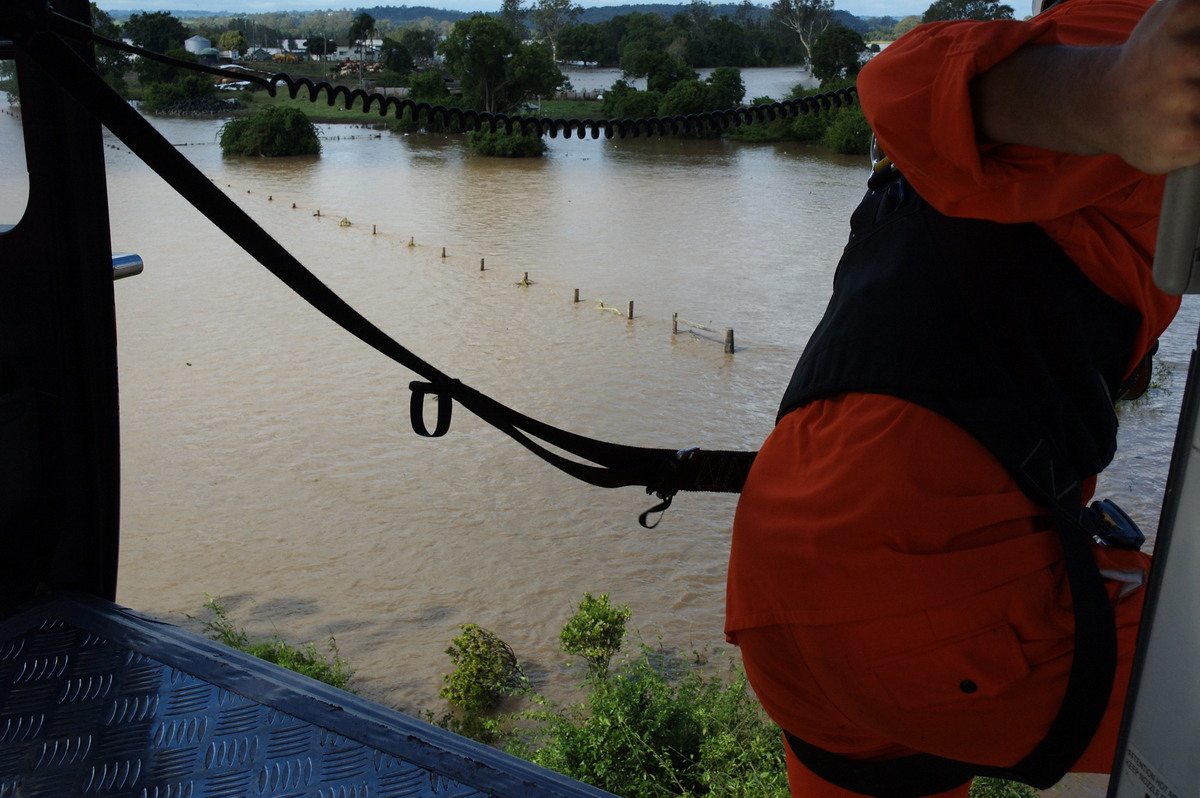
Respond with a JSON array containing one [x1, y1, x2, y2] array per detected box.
[[725, 0, 1180, 794]]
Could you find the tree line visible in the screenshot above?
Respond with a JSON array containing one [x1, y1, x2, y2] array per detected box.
[[68, 0, 1019, 154]]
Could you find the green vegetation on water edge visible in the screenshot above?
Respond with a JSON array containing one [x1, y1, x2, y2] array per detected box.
[[196, 593, 1039, 797], [194, 596, 354, 690]]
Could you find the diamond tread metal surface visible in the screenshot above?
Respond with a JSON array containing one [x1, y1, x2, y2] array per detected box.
[[0, 593, 614, 798]]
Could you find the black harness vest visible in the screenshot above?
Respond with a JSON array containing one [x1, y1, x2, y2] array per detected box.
[[777, 172, 1141, 797]]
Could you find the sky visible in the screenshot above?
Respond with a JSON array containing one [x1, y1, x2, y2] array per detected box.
[[94, 0, 925, 22]]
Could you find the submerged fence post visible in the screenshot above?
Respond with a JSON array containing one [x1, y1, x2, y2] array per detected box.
[[481, 258, 486, 271], [673, 313, 736, 354], [574, 289, 580, 303], [627, 301, 634, 320]]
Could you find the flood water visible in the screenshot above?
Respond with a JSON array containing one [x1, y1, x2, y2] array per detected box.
[[1, 82, 1195, 719]]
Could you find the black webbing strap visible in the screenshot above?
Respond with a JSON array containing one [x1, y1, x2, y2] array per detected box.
[[21, 24, 757, 519], [783, 442, 1117, 797]]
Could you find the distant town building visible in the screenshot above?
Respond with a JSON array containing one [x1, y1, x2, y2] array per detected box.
[[184, 35, 211, 55]]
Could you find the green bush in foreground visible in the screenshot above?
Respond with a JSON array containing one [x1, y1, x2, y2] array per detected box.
[[557, 591, 630, 678], [220, 105, 321, 157], [439, 594, 1040, 798], [440, 595, 788, 797], [196, 596, 354, 690], [195, 593, 1036, 798], [522, 647, 789, 798], [441, 623, 529, 713]]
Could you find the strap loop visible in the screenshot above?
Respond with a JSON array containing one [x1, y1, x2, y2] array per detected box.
[[638, 495, 673, 529], [638, 447, 700, 528], [409, 380, 457, 438]]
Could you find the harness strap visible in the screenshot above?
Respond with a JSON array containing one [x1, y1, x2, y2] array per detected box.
[[21, 28, 755, 521]]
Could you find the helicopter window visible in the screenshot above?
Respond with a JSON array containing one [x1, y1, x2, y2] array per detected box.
[[0, 49, 28, 231]]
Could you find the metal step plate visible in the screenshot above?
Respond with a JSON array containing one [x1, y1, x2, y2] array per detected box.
[[0, 592, 614, 798]]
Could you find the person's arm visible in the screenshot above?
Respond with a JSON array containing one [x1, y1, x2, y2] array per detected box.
[[973, 0, 1200, 174]]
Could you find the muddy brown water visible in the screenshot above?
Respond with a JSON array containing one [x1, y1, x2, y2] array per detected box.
[[1, 97, 1192, 723]]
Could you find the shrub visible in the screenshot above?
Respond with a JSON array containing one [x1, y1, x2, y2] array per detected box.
[[441, 623, 528, 713], [558, 592, 631, 677], [141, 73, 215, 112], [601, 80, 664, 120], [524, 646, 789, 798], [196, 596, 354, 690], [467, 129, 548, 157], [436, 597, 1037, 797], [219, 106, 321, 157], [392, 70, 458, 133], [821, 106, 872, 155], [732, 76, 870, 155]]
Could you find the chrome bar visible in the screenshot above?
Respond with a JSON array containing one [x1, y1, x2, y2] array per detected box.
[[111, 251, 142, 280]]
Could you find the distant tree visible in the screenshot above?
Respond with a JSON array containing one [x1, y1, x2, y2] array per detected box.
[[124, 11, 190, 55], [557, 22, 604, 63], [438, 15, 565, 113], [305, 36, 337, 59], [347, 12, 376, 84], [618, 40, 664, 79], [468, 129, 548, 157], [770, 0, 834, 66], [135, 46, 197, 87], [393, 70, 453, 132], [530, 0, 583, 58], [347, 12, 376, 61], [922, 0, 1014, 21], [697, 16, 753, 67], [141, 72, 215, 111], [601, 79, 663, 118], [499, 0, 528, 39], [0, 59, 16, 103], [504, 39, 567, 105], [397, 27, 439, 63], [407, 69, 451, 101], [646, 56, 697, 94], [705, 65, 745, 107], [220, 105, 321, 156], [380, 38, 414, 75], [90, 4, 132, 95], [137, 45, 214, 113], [894, 15, 922, 37], [218, 30, 247, 54], [658, 78, 713, 116], [810, 25, 866, 81]]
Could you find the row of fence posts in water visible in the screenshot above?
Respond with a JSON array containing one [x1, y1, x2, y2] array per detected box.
[[295, 198, 741, 355], [492, 255, 734, 355], [84, 127, 736, 356], [462, 252, 736, 355]]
